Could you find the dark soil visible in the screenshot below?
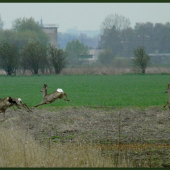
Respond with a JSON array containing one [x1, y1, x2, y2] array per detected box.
[[1, 106, 170, 167]]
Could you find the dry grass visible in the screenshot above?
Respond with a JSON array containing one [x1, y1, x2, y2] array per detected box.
[[0, 127, 127, 167], [146, 67, 170, 74], [1, 126, 169, 167], [61, 66, 170, 75], [1, 66, 170, 76], [61, 67, 131, 75]]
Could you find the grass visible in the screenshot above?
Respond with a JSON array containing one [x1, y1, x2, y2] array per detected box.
[[0, 127, 124, 167], [0, 74, 169, 108], [0, 127, 170, 167]]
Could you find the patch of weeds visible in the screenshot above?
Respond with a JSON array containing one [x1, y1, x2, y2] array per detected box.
[[82, 132, 86, 134], [42, 132, 47, 135], [2, 122, 8, 126], [69, 121, 74, 124], [150, 140, 156, 144], [66, 135, 73, 139], [150, 148, 159, 153], [142, 129, 148, 132], [91, 131, 98, 134], [121, 135, 128, 138], [51, 136, 57, 140], [134, 137, 139, 141], [51, 136, 62, 140], [152, 155, 158, 159], [99, 139, 112, 144], [53, 140, 58, 143], [160, 130, 165, 132], [56, 136, 63, 139]]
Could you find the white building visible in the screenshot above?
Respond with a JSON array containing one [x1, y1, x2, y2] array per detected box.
[[40, 19, 59, 48], [79, 48, 103, 65]]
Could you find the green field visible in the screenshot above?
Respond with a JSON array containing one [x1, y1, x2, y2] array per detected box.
[[0, 74, 169, 108]]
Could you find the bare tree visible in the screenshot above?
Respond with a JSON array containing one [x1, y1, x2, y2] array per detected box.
[[100, 13, 131, 32], [100, 13, 131, 57]]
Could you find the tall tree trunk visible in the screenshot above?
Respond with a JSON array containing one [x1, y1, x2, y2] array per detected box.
[[34, 68, 38, 75], [142, 68, 145, 74]]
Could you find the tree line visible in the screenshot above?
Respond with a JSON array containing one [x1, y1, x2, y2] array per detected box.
[[0, 16, 91, 75], [0, 17, 68, 75], [99, 13, 170, 62], [0, 14, 164, 75], [0, 40, 67, 75]]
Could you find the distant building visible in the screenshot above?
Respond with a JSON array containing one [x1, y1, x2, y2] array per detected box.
[[78, 48, 103, 65], [149, 53, 170, 65], [88, 49, 103, 63], [40, 18, 59, 48]]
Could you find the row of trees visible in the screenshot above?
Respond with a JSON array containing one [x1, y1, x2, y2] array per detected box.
[[0, 14, 155, 75], [0, 16, 93, 74], [98, 14, 151, 74], [0, 40, 67, 75], [0, 17, 67, 75], [0, 37, 150, 75], [98, 45, 150, 74], [99, 13, 170, 59]]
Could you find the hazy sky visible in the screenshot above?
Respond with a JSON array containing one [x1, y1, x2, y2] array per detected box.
[[0, 3, 170, 32]]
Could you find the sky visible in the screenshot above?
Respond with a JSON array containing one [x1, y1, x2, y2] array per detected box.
[[0, 3, 170, 32]]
